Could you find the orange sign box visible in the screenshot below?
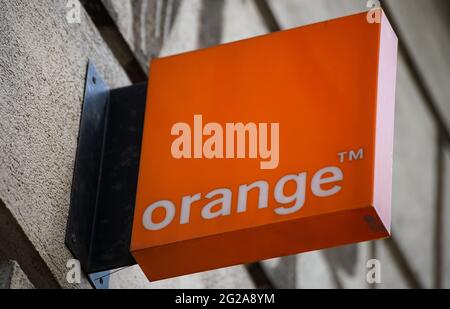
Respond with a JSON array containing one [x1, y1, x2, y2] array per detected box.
[[131, 10, 398, 281]]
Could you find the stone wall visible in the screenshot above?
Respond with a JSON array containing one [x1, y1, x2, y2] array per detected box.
[[0, 0, 448, 289]]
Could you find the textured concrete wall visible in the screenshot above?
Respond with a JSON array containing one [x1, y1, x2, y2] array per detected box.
[[445, 147, 450, 288], [0, 0, 448, 289], [0, 0, 130, 288]]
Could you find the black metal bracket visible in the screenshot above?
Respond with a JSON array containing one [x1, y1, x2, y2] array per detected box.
[[65, 62, 147, 285]]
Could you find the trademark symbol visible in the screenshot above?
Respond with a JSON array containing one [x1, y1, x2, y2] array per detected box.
[[337, 148, 364, 163]]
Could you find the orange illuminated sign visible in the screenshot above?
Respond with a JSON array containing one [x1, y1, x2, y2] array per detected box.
[[131, 10, 398, 281]]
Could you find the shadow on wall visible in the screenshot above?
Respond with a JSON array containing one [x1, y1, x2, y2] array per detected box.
[[198, 0, 225, 48], [128, 0, 226, 66], [323, 244, 359, 277], [131, 0, 182, 59]]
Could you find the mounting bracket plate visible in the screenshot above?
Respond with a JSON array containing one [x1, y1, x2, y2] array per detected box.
[[65, 62, 147, 283]]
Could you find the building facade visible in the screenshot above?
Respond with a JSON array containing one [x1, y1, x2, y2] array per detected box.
[[0, 0, 449, 289]]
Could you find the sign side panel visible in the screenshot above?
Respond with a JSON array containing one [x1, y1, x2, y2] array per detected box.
[[373, 12, 398, 233]]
